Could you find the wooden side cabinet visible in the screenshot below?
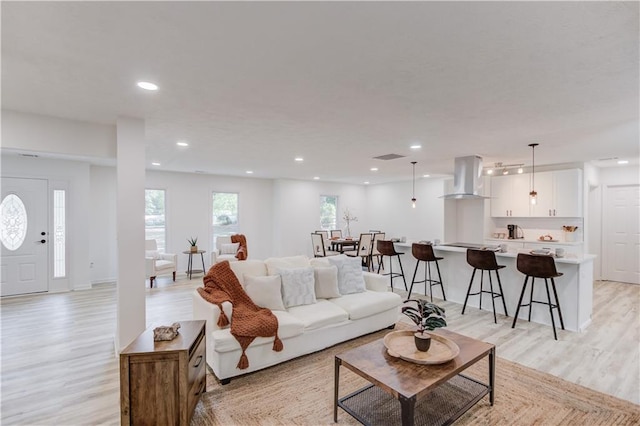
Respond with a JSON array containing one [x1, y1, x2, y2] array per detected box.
[[120, 320, 206, 426]]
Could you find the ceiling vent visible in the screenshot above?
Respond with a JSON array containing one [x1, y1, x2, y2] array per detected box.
[[373, 153, 405, 161]]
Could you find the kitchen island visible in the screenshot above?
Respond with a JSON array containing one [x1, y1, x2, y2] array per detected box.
[[390, 242, 596, 332]]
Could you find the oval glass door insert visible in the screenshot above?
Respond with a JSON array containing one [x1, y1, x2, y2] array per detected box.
[[1, 193, 28, 251]]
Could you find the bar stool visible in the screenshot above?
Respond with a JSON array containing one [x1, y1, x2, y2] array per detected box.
[[376, 240, 407, 292], [512, 253, 565, 340], [408, 243, 446, 301], [462, 249, 509, 324]]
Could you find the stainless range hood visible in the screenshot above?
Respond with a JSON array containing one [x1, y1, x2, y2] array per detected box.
[[441, 155, 488, 200]]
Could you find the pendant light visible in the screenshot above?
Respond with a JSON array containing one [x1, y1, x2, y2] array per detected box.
[[411, 161, 417, 208], [528, 143, 539, 205]]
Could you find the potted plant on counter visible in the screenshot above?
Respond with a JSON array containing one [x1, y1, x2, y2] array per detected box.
[[401, 299, 447, 352], [188, 237, 198, 253]]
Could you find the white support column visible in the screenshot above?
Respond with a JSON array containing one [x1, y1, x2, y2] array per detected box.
[[115, 117, 146, 351]]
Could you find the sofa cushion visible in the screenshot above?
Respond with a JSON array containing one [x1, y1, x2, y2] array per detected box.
[[230, 260, 268, 287], [211, 311, 304, 353], [278, 267, 316, 308], [145, 249, 160, 259], [286, 300, 349, 331], [244, 275, 286, 311], [154, 259, 175, 270], [327, 255, 366, 295], [313, 265, 340, 299], [309, 257, 331, 267], [265, 255, 310, 276], [328, 290, 401, 320], [221, 242, 240, 254]]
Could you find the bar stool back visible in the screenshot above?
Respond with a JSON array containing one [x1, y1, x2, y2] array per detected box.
[[512, 253, 565, 340], [376, 240, 407, 292], [408, 243, 447, 301], [462, 249, 509, 323]]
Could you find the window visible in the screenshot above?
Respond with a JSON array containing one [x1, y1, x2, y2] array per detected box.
[[145, 189, 166, 251], [53, 190, 66, 278], [320, 195, 338, 230], [212, 192, 239, 246]]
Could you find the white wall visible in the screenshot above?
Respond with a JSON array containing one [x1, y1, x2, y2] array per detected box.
[[90, 166, 118, 283], [2, 110, 115, 159], [366, 178, 446, 242], [272, 179, 367, 257], [89, 167, 275, 282]]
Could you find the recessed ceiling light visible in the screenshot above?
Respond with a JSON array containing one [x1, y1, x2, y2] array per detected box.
[[410, 144, 422, 149], [136, 81, 158, 91], [313, 176, 320, 180], [618, 160, 629, 165], [364, 181, 370, 185], [423, 174, 430, 178], [487, 169, 494, 175], [151, 162, 161, 166], [176, 141, 189, 147], [246, 170, 254, 174], [294, 157, 304, 162], [370, 167, 378, 171]]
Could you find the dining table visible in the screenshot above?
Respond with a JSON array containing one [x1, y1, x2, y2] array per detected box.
[[330, 238, 358, 253]]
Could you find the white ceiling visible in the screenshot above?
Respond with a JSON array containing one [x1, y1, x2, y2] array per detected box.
[[2, 1, 638, 184]]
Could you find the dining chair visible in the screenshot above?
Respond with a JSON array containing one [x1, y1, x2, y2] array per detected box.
[[346, 233, 374, 271], [330, 230, 342, 239], [315, 230, 330, 249], [311, 233, 339, 257]]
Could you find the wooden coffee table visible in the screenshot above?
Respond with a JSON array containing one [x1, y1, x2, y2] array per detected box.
[[334, 328, 495, 426]]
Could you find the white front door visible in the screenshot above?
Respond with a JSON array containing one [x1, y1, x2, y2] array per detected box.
[[603, 184, 640, 285], [0, 178, 49, 296]]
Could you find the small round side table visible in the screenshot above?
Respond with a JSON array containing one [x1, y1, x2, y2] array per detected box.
[[182, 250, 206, 280]]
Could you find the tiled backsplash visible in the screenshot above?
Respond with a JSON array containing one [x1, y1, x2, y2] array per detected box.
[[491, 217, 583, 243]]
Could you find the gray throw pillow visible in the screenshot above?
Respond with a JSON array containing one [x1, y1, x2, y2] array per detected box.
[[278, 267, 317, 308], [327, 255, 366, 295]]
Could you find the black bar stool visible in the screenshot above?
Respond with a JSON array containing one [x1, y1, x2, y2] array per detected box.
[[462, 249, 509, 323], [512, 253, 565, 340], [408, 243, 446, 301], [376, 240, 407, 292]]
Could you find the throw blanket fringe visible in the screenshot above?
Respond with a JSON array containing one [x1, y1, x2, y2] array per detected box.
[[197, 261, 282, 369]]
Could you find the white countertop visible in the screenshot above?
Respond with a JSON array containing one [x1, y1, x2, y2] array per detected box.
[[484, 237, 583, 246], [432, 244, 596, 264], [393, 240, 595, 264]]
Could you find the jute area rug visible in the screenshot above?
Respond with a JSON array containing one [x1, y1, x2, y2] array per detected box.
[[192, 329, 639, 425]]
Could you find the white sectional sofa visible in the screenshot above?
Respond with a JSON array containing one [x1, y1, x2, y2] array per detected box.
[[192, 255, 402, 383]]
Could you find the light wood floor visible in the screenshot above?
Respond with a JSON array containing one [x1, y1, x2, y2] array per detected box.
[[1, 275, 638, 425]]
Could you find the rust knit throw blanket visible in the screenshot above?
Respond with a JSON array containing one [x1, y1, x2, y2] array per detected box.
[[231, 234, 247, 260], [197, 261, 282, 369]]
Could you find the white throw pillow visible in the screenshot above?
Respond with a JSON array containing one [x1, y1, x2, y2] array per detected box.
[[278, 267, 316, 308], [220, 242, 240, 254], [265, 255, 310, 276], [244, 275, 285, 311], [145, 250, 160, 259], [313, 265, 341, 299], [327, 255, 366, 295]]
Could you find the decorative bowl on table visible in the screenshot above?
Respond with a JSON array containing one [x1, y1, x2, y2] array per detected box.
[[383, 330, 459, 365]]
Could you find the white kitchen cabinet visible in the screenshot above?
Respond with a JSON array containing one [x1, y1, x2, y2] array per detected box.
[[530, 169, 583, 217], [490, 174, 530, 217]]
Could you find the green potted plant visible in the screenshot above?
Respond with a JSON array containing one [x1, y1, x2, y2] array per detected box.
[[187, 237, 198, 253], [401, 299, 447, 352]]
